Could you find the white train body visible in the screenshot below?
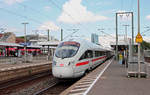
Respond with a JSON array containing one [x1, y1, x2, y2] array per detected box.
[[52, 39, 111, 78]]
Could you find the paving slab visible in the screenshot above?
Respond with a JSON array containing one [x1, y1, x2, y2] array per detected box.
[[87, 61, 150, 95]]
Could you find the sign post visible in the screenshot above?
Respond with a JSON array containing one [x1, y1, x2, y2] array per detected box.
[[135, 32, 143, 78]]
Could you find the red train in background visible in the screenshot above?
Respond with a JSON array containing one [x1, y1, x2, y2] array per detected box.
[[0, 45, 42, 57]]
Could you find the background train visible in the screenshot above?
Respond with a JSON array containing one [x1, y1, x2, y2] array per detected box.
[[52, 38, 113, 78]]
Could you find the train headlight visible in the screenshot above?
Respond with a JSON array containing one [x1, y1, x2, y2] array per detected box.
[[52, 61, 56, 66], [68, 61, 75, 66]]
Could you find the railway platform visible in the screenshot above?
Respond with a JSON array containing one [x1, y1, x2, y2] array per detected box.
[[87, 60, 150, 95], [0, 60, 51, 83], [61, 58, 150, 95]]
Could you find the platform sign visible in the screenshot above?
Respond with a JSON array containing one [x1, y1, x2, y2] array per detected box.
[[135, 32, 143, 43]]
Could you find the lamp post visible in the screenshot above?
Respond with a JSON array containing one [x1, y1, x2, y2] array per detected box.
[[137, 0, 141, 78], [22, 22, 28, 63]]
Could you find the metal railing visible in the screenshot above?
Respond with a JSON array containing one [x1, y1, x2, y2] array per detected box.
[[0, 54, 52, 64]]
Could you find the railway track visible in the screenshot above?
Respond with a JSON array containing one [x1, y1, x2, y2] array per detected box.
[[33, 78, 59, 95], [35, 79, 81, 95], [0, 71, 51, 91], [0, 58, 112, 95]]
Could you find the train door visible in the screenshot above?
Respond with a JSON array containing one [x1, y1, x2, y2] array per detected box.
[[75, 50, 93, 75], [87, 50, 93, 70]]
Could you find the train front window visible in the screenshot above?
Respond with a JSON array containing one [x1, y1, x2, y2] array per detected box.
[[55, 41, 80, 58]]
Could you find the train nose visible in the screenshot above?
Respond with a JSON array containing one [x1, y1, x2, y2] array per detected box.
[[52, 66, 74, 78]]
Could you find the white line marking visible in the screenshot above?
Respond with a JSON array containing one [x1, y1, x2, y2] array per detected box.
[[71, 88, 87, 92], [78, 81, 93, 85], [80, 80, 94, 83], [85, 76, 97, 79], [81, 78, 96, 82], [83, 59, 113, 95], [75, 84, 91, 88], [69, 92, 84, 95]]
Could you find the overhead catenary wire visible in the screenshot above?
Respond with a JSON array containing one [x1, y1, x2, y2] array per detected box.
[[48, 0, 78, 23], [141, 28, 150, 35], [121, 0, 124, 11], [1, 0, 52, 20], [48, 0, 79, 29], [97, 28, 115, 39], [47, 0, 91, 33], [63, 29, 79, 40], [0, 8, 44, 25], [130, 0, 134, 11], [0, 7, 59, 35], [0, 0, 61, 32], [0, 0, 77, 40]]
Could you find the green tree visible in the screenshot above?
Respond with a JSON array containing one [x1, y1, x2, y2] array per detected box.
[[141, 41, 150, 50]]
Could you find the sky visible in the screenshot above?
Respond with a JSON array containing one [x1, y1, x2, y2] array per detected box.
[[0, 0, 150, 44]]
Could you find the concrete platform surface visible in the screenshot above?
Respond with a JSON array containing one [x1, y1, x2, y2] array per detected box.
[[87, 61, 150, 95], [0, 60, 51, 72]]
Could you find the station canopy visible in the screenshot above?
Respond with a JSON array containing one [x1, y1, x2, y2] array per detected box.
[[110, 39, 137, 46], [37, 41, 60, 49], [0, 42, 22, 47]]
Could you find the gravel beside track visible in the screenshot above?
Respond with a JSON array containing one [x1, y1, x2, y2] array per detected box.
[[0, 71, 53, 95], [38, 79, 79, 95]]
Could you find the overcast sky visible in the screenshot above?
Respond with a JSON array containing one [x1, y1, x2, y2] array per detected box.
[[0, 0, 150, 43]]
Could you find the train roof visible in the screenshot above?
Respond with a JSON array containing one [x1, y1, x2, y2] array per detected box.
[[63, 38, 108, 51]]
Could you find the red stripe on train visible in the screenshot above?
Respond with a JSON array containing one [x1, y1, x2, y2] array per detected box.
[[76, 61, 89, 66], [92, 56, 106, 62], [76, 56, 106, 67]]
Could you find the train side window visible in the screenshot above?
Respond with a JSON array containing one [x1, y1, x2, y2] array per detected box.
[[87, 50, 93, 58], [99, 51, 103, 56], [101, 51, 106, 56], [79, 53, 86, 60], [95, 51, 105, 57], [79, 50, 93, 60], [95, 51, 99, 57]]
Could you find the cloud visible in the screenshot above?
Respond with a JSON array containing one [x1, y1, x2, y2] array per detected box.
[[146, 15, 150, 20], [44, 6, 51, 11], [3, 0, 24, 5], [57, 0, 108, 24], [39, 21, 60, 31]]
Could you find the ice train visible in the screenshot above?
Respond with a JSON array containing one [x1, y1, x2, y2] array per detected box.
[[52, 39, 113, 78]]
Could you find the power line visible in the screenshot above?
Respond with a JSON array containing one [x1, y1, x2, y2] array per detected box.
[[47, 0, 90, 33], [130, 0, 134, 11], [63, 28, 79, 40], [142, 28, 150, 35], [0, 8, 46, 27], [121, 0, 124, 10], [48, 0, 75, 22], [1, 0, 51, 20], [16, 1, 52, 20], [0, 28, 6, 33], [123, 24, 130, 42], [97, 28, 115, 38]]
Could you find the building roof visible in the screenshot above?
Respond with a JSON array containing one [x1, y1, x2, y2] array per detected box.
[[16, 37, 24, 43], [0, 42, 22, 47], [110, 39, 138, 46], [27, 45, 42, 48], [0, 34, 3, 38], [37, 41, 60, 46]]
